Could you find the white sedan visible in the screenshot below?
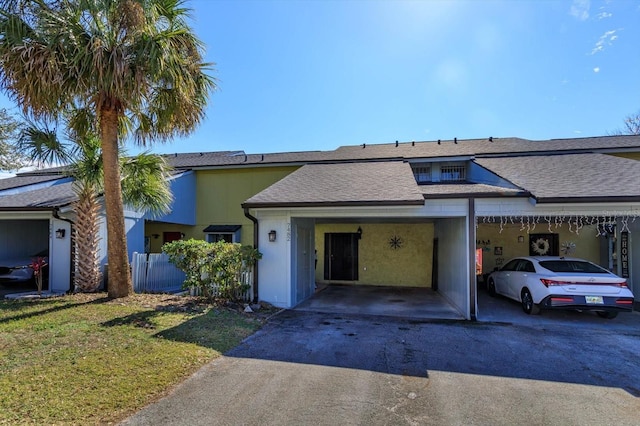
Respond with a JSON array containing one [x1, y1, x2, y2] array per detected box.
[[487, 256, 635, 318]]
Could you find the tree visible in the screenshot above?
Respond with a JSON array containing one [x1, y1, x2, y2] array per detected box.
[[18, 117, 173, 292], [0, 108, 27, 170], [0, 0, 215, 297], [621, 111, 640, 135], [611, 110, 640, 136]]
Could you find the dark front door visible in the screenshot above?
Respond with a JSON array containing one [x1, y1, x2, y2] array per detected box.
[[324, 233, 359, 281], [163, 232, 182, 244]]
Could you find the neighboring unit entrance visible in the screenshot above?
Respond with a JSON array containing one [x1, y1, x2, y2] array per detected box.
[[163, 232, 182, 244], [324, 232, 359, 281]]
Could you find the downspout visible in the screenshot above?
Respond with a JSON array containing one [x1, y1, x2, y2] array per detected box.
[[53, 208, 75, 293], [243, 207, 259, 303], [468, 198, 477, 321]]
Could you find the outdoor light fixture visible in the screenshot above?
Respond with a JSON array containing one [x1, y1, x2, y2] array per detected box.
[[55, 228, 66, 239], [357, 226, 363, 238], [518, 235, 525, 243], [268, 230, 277, 242]]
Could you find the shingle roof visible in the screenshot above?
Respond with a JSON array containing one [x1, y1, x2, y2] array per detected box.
[[332, 135, 640, 161], [0, 174, 66, 191], [418, 183, 526, 198], [243, 161, 425, 207], [152, 135, 640, 169], [161, 150, 334, 168], [475, 153, 640, 202], [0, 181, 76, 208], [4, 135, 640, 209]]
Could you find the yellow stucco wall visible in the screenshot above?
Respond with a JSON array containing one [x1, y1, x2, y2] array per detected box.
[[145, 166, 298, 251], [611, 152, 640, 161], [476, 222, 604, 274], [315, 223, 434, 287]]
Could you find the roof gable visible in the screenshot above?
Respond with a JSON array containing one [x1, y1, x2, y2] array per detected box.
[[243, 161, 425, 207], [475, 153, 640, 202]]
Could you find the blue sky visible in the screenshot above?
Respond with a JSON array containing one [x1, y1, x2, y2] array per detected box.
[[4, 0, 640, 156]]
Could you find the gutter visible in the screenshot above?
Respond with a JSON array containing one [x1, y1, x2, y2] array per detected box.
[[243, 207, 259, 303], [0, 206, 56, 212], [242, 199, 425, 209], [53, 208, 75, 294], [534, 196, 640, 204]]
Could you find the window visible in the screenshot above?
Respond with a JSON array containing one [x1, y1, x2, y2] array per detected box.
[[203, 225, 241, 243], [501, 259, 520, 271], [539, 260, 608, 274], [412, 165, 431, 183], [440, 164, 466, 182], [206, 233, 235, 243], [517, 261, 535, 273]]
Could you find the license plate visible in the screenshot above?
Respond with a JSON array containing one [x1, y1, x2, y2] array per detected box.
[[585, 296, 604, 304]]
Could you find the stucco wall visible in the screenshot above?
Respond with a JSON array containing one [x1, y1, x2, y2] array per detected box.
[[144, 171, 197, 226], [315, 222, 434, 287], [195, 167, 298, 246], [144, 166, 298, 251], [434, 217, 469, 318], [257, 213, 291, 308], [476, 223, 604, 274]]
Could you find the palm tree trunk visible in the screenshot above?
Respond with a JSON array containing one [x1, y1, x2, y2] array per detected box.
[[100, 106, 132, 298], [73, 183, 102, 292]]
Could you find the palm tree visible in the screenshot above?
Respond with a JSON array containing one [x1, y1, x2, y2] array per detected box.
[[18, 118, 172, 293], [0, 108, 28, 170], [0, 0, 215, 297]]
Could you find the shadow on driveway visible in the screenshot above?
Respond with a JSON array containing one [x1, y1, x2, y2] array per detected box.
[[122, 306, 640, 425], [228, 309, 640, 397]]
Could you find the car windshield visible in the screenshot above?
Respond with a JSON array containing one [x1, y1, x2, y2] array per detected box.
[[538, 260, 608, 274]]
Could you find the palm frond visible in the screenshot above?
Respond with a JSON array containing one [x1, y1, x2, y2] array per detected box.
[[120, 151, 173, 216], [16, 117, 75, 167]]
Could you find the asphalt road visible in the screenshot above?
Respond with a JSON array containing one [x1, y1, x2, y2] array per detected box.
[[122, 310, 640, 425]]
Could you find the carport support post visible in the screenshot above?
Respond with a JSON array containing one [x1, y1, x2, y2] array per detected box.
[[468, 198, 477, 321]]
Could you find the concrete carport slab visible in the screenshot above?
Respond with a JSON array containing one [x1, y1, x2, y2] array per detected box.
[[294, 285, 465, 320]]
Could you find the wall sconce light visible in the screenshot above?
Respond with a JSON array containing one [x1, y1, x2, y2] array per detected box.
[[357, 226, 362, 238], [180, 233, 185, 239], [152, 234, 159, 239], [268, 230, 277, 242], [55, 228, 66, 239], [518, 235, 524, 243]]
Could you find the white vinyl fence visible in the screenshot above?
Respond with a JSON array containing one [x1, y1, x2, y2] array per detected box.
[[131, 252, 254, 301], [187, 270, 254, 301], [131, 252, 186, 293]]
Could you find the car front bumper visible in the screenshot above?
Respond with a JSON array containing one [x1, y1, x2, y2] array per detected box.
[[540, 295, 634, 312]]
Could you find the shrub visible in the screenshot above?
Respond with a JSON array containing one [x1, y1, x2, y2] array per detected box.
[[162, 239, 261, 302]]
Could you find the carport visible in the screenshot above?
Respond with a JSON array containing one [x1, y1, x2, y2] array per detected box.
[[0, 218, 49, 289], [243, 161, 474, 319], [0, 177, 76, 295]]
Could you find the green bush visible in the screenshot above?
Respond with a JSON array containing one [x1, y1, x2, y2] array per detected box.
[[162, 239, 262, 302]]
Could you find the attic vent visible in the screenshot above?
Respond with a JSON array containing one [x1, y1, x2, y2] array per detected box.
[[441, 164, 466, 182], [412, 165, 431, 183]]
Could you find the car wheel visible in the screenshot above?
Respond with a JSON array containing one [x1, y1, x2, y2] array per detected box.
[[487, 279, 496, 297], [521, 288, 540, 315], [596, 311, 618, 319]]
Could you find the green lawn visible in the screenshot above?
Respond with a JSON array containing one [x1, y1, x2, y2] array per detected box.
[[0, 293, 264, 424]]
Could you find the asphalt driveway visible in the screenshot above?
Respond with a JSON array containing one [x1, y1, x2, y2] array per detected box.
[[122, 307, 640, 426]]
